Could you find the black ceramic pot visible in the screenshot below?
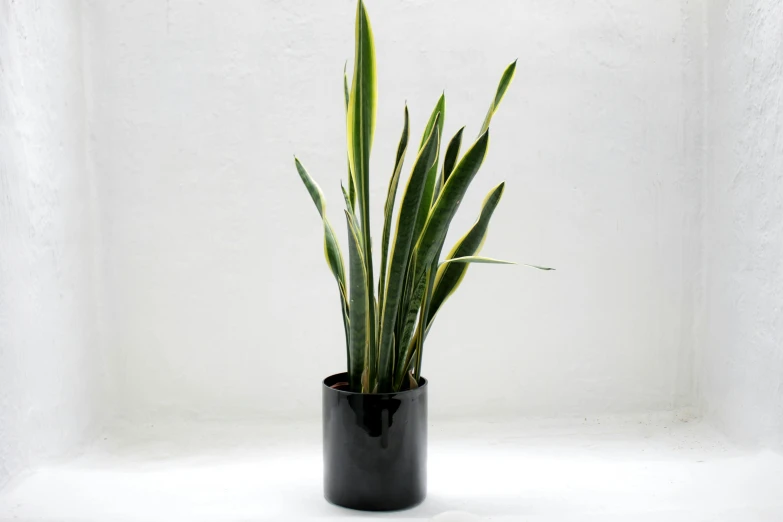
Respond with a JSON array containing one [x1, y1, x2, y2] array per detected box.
[[322, 372, 428, 511]]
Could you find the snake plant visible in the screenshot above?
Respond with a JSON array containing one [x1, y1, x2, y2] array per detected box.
[[295, 0, 551, 393]]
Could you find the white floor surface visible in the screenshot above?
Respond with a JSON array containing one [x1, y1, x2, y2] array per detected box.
[[1, 413, 782, 521]]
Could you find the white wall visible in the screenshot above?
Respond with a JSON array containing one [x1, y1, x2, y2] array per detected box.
[[84, 0, 703, 421], [0, 0, 102, 487], [701, 0, 783, 450]]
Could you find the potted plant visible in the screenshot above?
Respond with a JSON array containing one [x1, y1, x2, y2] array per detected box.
[[294, 0, 551, 511]]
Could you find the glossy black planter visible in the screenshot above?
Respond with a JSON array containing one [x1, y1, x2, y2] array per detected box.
[[322, 372, 428, 511]]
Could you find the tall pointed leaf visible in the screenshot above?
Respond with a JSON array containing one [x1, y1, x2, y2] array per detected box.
[[408, 126, 465, 383], [393, 257, 429, 388], [411, 94, 445, 246], [394, 131, 490, 377], [347, 0, 378, 388], [479, 60, 516, 136], [377, 118, 440, 391], [414, 271, 430, 381], [345, 211, 370, 393], [344, 63, 356, 210], [441, 127, 464, 187], [379, 106, 410, 307]]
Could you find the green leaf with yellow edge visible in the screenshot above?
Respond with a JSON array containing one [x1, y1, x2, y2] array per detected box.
[[438, 256, 516, 266], [479, 60, 516, 136], [340, 182, 359, 228], [427, 182, 504, 328], [394, 130, 490, 382], [379, 105, 410, 308], [441, 127, 464, 187], [294, 158, 347, 302], [411, 94, 445, 246], [345, 210, 370, 393], [294, 157, 351, 362], [344, 63, 356, 210], [346, 0, 378, 388], [377, 117, 440, 391]]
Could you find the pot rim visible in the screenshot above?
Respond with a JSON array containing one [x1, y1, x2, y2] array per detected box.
[[323, 372, 428, 397]]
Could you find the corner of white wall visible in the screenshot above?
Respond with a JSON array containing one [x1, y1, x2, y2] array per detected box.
[[700, 0, 783, 451], [0, 0, 104, 488]]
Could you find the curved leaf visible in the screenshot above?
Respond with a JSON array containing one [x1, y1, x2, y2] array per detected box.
[[377, 117, 440, 391], [415, 130, 490, 283], [427, 182, 504, 328], [294, 158, 350, 363], [438, 256, 515, 266], [294, 158, 347, 300]]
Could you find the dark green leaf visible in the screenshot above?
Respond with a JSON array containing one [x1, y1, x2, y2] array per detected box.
[[394, 131, 491, 376], [379, 106, 410, 308], [427, 182, 504, 328], [411, 94, 446, 247], [345, 211, 370, 393], [347, 0, 378, 388], [441, 127, 464, 187], [377, 117, 440, 391]]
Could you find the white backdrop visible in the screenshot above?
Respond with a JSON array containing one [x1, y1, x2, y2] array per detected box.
[[0, 0, 102, 487], [82, 0, 704, 421], [701, 0, 783, 451]]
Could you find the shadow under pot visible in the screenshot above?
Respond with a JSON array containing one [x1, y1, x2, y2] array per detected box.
[[322, 372, 428, 511]]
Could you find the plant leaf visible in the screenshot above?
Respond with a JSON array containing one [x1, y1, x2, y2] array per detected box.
[[414, 130, 490, 285], [441, 127, 464, 187], [340, 182, 362, 232], [418, 127, 465, 369], [427, 182, 504, 328], [344, 63, 357, 210], [294, 158, 347, 301], [340, 182, 353, 214], [438, 256, 515, 266], [294, 158, 351, 365], [377, 117, 440, 391], [345, 211, 370, 393], [343, 62, 350, 110], [393, 259, 428, 388], [346, 0, 377, 229], [414, 265, 433, 381], [479, 60, 516, 136], [411, 94, 446, 246], [379, 105, 410, 308], [347, 0, 378, 389], [394, 131, 491, 377]]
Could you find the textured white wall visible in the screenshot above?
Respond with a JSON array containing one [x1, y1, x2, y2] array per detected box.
[[0, 0, 102, 487], [84, 0, 703, 420], [701, 0, 783, 450]]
